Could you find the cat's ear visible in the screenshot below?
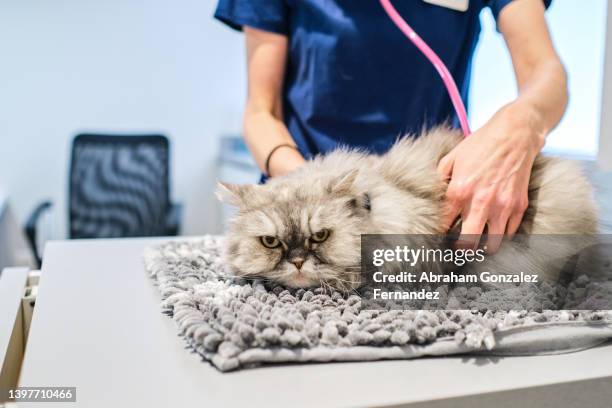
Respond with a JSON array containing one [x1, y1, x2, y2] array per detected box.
[[215, 182, 254, 207], [328, 169, 359, 194]]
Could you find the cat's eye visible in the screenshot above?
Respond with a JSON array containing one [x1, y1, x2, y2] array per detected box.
[[311, 229, 330, 243], [260, 236, 281, 248]]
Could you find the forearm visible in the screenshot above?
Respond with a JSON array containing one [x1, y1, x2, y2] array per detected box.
[[243, 26, 306, 178], [243, 105, 306, 177], [496, 0, 568, 147], [502, 58, 568, 146]]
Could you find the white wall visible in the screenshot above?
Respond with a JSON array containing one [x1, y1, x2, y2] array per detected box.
[[0, 0, 246, 238]]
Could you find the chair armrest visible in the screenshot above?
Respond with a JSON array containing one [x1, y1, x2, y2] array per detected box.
[[24, 201, 52, 265], [165, 203, 183, 236]]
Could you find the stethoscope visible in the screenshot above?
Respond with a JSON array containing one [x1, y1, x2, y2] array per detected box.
[[380, 0, 472, 137]]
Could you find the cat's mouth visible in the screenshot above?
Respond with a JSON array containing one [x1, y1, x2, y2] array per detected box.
[[283, 270, 319, 288]]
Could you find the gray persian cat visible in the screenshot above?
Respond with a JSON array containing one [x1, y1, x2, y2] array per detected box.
[[218, 128, 597, 291]]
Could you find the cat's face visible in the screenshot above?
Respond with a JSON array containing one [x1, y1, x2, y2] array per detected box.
[[218, 170, 370, 291]]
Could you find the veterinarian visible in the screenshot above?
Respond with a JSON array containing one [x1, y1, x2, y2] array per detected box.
[[214, 0, 566, 250]]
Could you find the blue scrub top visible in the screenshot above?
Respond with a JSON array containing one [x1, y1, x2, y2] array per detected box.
[[215, 0, 551, 158]]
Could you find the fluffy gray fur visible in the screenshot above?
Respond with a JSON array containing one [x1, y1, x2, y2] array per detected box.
[[218, 128, 598, 291]]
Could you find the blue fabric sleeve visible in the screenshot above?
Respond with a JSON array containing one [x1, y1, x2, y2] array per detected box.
[[489, 0, 552, 21], [214, 0, 289, 35]]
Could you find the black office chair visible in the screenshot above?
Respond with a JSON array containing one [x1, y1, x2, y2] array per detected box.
[[26, 134, 182, 264]]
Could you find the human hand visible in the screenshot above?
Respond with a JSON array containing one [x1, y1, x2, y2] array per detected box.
[[437, 105, 546, 252]]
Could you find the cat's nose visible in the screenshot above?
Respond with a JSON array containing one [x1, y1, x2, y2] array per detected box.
[[290, 258, 304, 270]]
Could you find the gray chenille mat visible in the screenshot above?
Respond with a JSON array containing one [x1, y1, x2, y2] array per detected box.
[[145, 237, 612, 372]]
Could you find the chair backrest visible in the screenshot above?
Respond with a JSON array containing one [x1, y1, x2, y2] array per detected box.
[[69, 134, 170, 239]]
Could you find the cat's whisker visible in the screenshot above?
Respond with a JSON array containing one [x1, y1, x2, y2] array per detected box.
[[331, 278, 363, 298], [313, 264, 333, 293]]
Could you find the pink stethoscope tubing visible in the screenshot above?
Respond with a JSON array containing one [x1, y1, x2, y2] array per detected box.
[[379, 0, 472, 137]]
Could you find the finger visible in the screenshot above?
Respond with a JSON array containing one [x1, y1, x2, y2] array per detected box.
[[506, 211, 524, 238], [442, 179, 463, 232], [437, 153, 454, 181], [458, 207, 488, 250], [485, 220, 506, 254], [443, 201, 462, 232]]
